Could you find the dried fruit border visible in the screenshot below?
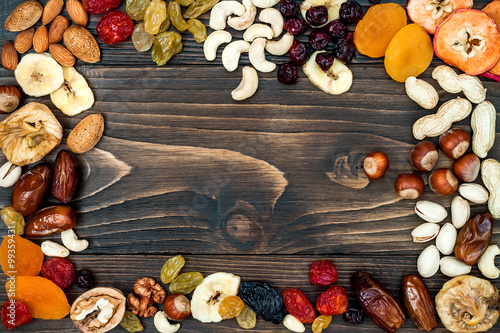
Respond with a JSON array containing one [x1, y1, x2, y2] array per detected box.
[[0, 0, 500, 332]]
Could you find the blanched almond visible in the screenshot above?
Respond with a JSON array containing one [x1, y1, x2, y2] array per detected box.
[[14, 28, 35, 53]]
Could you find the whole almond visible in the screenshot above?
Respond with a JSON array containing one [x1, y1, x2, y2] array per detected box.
[[67, 114, 105, 154], [14, 28, 35, 53], [33, 25, 49, 53], [64, 25, 100, 63], [1, 42, 18, 71], [42, 0, 64, 25], [50, 44, 76, 67], [49, 15, 70, 44], [67, 0, 88, 27], [4, 0, 43, 32]]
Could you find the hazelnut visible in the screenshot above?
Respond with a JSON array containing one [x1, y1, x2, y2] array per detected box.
[[452, 153, 480, 182], [410, 141, 438, 172], [0, 85, 21, 113], [163, 294, 191, 321], [439, 129, 470, 159], [395, 173, 425, 199], [363, 151, 389, 180], [429, 168, 458, 196]]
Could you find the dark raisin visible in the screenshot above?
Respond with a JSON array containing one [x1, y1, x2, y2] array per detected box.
[[239, 281, 285, 324], [339, 1, 364, 24], [280, 0, 300, 18], [343, 307, 364, 325], [305, 6, 328, 26], [332, 32, 355, 64], [315, 52, 334, 71], [277, 63, 298, 84], [308, 29, 330, 50], [289, 40, 310, 65], [284, 18, 308, 35], [75, 269, 94, 288], [324, 19, 348, 39]]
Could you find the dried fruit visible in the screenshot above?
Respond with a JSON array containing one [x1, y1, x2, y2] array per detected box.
[[236, 305, 257, 329], [132, 23, 154, 52], [1, 42, 18, 71], [67, 113, 104, 154], [11, 163, 52, 215], [343, 307, 364, 324], [168, 1, 189, 32], [0, 235, 43, 276], [25, 205, 77, 237], [309, 260, 337, 285], [303, 50, 353, 95], [163, 294, 191, 321], [63, 25, 101, 63], [75, 269, 94, 288], [169, 271, 203, 294], [152, 31, 183, 66], [160, 255, 185, 284], [281, 0, 300, 18], [67, 0, 88, 27], [218, 295, 245, 319], [120, 310, 144, 332], [145, 0, 168, 35], [4, 0, 43, 32], [312, 315, 332, 332], [277, 62, 299, 84], [239, 281, 285, 324], [316, 285, 348, 316], [332, 32, 355, 63], [454, 212, 493, 266], [1, 206, 25, 236], [483, 1, 500, 75], [306, 6, 329, 26], [187, 19, 207, 43], [127, 0, 151, 20], [1, 300, 33, 329], [339, 0, 363, 23], [284, 18, 308, 34], [289, 40, 310, 65], [282, 289, 316, 323], [49, 15, 70, 44], [42, 258, 75, 289], [97, 11, 134, 45], [315, 52, 334, 71], [14, 28, 35, 54], [83, 0, 122, 14], [51, 66, 94, 116], [309, 29, 330, 50], [325, 19, 347, 38], [401, 274, 438, 331], [184, 0, 220, 19], [407, 0, 472, 34]]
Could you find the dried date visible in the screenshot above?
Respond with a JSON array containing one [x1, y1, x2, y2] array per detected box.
[[11, 163, 52, 216], [25, 206, 77, 236], [52, 150, 78, 204], [401, 274, 438, 332], [454, 212, 493, 265]]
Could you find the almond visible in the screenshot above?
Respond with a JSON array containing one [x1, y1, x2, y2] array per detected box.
[[67, 114, 105, 154], [33, 25, 49, 53], [49, 44, 76, 67], [49, 15, 70, 44], [4, 0, 43, 32], [14, 28, 35, 53], [1, 42, 18, 71], [67, 0, 88, 27], [42, 0, 64, 25], [63, 25, 101, 63]]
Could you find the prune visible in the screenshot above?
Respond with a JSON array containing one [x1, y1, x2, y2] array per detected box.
[[218, 295, 245, 319], [280, 0, 300, 18], [41, 258, 75, 289], [315, 52, 334, 71], [309, 260, 337, 285], [316, 285, 348, 316], [1, 300, 33, 329], [83, 0, 122, 14], [333, 32, 355, 64], [339, 1, 364, 24], [277, 63, 299, 84], [239, 281, 285, 324], [284, 18, 308, 35], [290, 41, 310, 65], [306, 6, 328, 26], [97, 11, 134, 45], [343, 307, 364, 325], [282, 289, 316, 323], [160, 255, 185, 284], [324, 19, 348, 39], [309, 29, 330, 50], [75, 269, 94, 288]]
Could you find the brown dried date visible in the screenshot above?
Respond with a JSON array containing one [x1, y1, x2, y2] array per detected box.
[[351, 271, 405, 333], [11, 163, 53, 216], [454, 212, 493, 266], [52, 150, 78, 203], [401, 274, 438, 332], [25, 205, 76, 236]]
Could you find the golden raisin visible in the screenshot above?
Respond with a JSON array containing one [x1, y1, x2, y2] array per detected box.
[[0, 235, 44, 276], [218, 295, 244, 319]]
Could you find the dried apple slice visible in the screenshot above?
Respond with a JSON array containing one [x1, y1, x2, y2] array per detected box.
[[407, 0, 472, 34], [483, 1, 500, 75], [434, 9, 500, 75]]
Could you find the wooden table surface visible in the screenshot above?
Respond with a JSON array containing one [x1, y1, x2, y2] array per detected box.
[[1, 0, 499, 331]]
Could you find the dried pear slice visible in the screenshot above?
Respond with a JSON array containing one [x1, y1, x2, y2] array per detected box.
[[0, 102, 62, 166], [407, 0, 472, 34]]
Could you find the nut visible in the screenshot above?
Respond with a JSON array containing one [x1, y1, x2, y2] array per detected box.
[[439, 128, 470, 159], [41, 240, 70, 257], [429, 168, 458, 196], [243, 24, 274, 42], [67, 0, 88, 27], [439, 256, 472, 277], [49, 43, 76, 67], [417, 245, 440, 278], [63, 25, 101, 63], [411, 223, 440, 243], [405, 77, 439, 109], [283, 314, 306, 332], [33, 25, 49, 53], [227, 0, 256, 30], [0, 162, 22, 187], [458, 74, 487, 104], [414, 200, 447, 223], [458, 183, 489, 203], [203, 31, 232, 61], [471, 101, 496, 158], [363, 151, 389, 180], [127, 277, 166, 317], [432, 65, 462, 93], [249, 38, 276, 73], [14, 28, 35, 53], [1, 41, 18, 71], [478, 245, 500, 279], [61, 229, 89, 252], [222, 40, 250, 72], [265, 33, 294, 56], [432, 65, 487, 104], [49, 15, 70, 44], [0, 85, 21, 114], [453, 153, 480, 182], [163, 294, 191, 321], [4, 0, 43, 32], [251, 0, 280, 8], [154, 311, 180, 333], [451, 196, 470, 229], [259, 8, 284, 37], [67, 113, 105, 154], [410, 141, 438, 172], [481, 158, 500, 219], [42, 0, 63, 25], [436, 223, 457, 255], [232, 66, 259, 101], [412, 97, 472, 140], [209, 1, 246, 30], [395, 173, 425, 199]]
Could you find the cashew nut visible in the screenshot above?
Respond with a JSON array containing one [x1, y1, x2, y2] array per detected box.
[[41, 241, 70, 257], [232, 66, 259, 101], [258, 8, 284, 37], [154, 311, 180, 333], [251, 0, 280, 8], [209, 1, 246, 30], [249, 38, 276, 73], [243, 24, 274, 42], [227, 0, 256, 31], [478, 245, 500, 279], [204, 31, 232, 61], [61, 228, 89, 252], [222, 40, 250, 72], [265, 33, 294, 56]]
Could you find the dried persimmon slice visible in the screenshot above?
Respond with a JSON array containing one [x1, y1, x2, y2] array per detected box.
[[407, 0, 472, 34], [483, 0, 500, 75]]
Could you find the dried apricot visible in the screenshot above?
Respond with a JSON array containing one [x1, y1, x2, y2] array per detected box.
[[482, 1, 500, 75], [384, 23, 434, 82], [354, 3, 407, 58], [407, 0, 472, 34], [5, 276, 70, 319], [0, 235, 43, 276]]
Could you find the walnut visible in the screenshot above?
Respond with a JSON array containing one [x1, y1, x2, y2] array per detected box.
[[127, 277, 166, 318]]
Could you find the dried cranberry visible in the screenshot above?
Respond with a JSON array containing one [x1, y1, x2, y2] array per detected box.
[[1, 301, 32, 329], [306, 6, 328, 26], [284, 18, 308, 35], [333, 32, 355, 64], [315, 52, 334, 71], [343, 307, 364, 325], [309, 260, 337, 285], [324, 19, 348, 39], [282, 289, 316, 324], [289, 41, 310, 65], [339, 1, 364, 24], [83, 0, 122, 14], [280, 0, 300, 18], [75, 269, 94, 288], [97, 11, 134, 45], [277, 62, 299, 84], [308, 29, 330, 50], [316, 285, 348, 316], [41, 258, 75, 289]]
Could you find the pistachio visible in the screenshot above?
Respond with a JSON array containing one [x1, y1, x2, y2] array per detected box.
[[451, 196, 470, 229], [417, 245, 440, 278], [412, 223, 440, 243], [458, 183, 489, 203], [414, 200, 447, 223], [436, 223, 457, 255], [0, 161, 21, 187], [439, 256, 472, 277]]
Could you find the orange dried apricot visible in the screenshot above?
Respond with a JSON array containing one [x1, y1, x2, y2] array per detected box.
[[384, 23, 434, 82], [5, 276, 70, 319], [0, 235, 43, 276], [354, 3, 407, 58], [482, 1, 500, 75], [407, 0, 473, 34]]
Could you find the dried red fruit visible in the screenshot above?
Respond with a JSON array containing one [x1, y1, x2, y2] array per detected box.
[[84, 0, 122, 14], [1, 300, 33, 329], [316, 285, 348, 316], [97, 11, 134, 45], [282, 289, 316, 324], [41, 258, 75, 289], [309, 260, 337, 285]]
